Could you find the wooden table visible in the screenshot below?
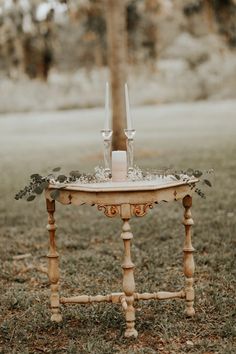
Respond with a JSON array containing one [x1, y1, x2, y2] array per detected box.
[[45, 178, 198, 338]]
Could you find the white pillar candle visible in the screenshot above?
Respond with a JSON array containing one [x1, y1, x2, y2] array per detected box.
[[112, 151, 127, 182]]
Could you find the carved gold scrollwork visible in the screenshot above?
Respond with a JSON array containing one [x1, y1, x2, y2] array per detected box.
[[131, 203, 153, 217], [97, 204, 120, 217]]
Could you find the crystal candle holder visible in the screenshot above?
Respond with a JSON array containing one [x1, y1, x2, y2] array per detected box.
[[101, 129, 113, 176], [124, 129, 136, 174]]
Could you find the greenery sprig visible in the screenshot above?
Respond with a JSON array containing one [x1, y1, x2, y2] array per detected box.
[[14, 167, 108, 202], [15, 166, 213, 202]]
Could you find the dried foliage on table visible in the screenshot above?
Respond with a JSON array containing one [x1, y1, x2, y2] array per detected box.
[[15, 166, 213, 202]]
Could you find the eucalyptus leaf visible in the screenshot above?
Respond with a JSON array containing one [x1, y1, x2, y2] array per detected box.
[[30, 173, 40, 179], [186, 168, 194, 176], [57, 175, 67, 183], [69, 170, 81, 178], [41, 181, 49, 189], [50, 189, 60, 200], [34, 186, 44, 194], [27, 195, 36, 201], [52, 167, 61, 172], [203, 179, 212, 187], [193, 170, 203, 178]]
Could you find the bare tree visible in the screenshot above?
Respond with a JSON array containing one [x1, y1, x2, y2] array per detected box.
[[105, 0, 127, 150]]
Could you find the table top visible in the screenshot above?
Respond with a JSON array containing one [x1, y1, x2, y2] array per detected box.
[[45, 178, 198, 210], [48, 178, 198, 193]]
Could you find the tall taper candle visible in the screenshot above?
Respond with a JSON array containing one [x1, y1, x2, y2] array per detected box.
[[125, 83, 133, 130], [104, 82, 110, 130]]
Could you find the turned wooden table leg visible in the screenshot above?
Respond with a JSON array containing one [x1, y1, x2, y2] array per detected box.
[[182, 195, 195, 317], [46, 199, 62, 323], [121, 218, 138, 338]]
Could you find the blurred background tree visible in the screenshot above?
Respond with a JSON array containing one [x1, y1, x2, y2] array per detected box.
[[0, 0, 57, 80], [1, 0, 235, 79], [0, 0, 235, 115], [106, 0, 127, 150]]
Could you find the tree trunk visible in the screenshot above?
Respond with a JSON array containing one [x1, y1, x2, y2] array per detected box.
[[106, 0, 127, 150], [203, 0, 216, 32]]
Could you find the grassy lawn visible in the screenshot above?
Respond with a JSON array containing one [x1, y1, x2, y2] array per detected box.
[[0, 102, 235, 353]]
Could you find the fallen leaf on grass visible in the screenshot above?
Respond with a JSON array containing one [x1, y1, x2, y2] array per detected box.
[[17, 264, 48, 275], [12, 253, 32, 260], [186, 340, 194, 346]]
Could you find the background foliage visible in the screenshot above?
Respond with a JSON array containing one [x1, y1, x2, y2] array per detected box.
[[0, 0, 236, 78]]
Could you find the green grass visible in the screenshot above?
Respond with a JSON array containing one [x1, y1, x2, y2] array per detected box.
[[0, 105, 236, 353]]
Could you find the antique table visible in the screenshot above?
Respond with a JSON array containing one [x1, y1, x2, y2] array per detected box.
[[45, 178, 198, 338]]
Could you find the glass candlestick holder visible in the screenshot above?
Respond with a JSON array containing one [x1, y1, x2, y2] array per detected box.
[[101, 129, 113, 176], [124, 129, 136, 174]]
